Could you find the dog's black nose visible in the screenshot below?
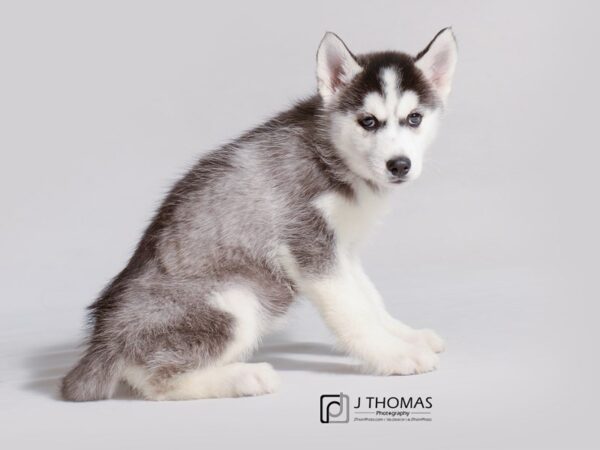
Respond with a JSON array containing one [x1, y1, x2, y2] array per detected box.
[[386, 157, 411, 177]]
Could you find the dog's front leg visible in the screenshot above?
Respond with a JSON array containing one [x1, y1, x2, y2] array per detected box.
[[300, 255, 439, 375], [351, 258, 445, 353]]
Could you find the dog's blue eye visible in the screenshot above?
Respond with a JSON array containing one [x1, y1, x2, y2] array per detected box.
[[407, 112, 423, 127], [358, 115, 379, 130]]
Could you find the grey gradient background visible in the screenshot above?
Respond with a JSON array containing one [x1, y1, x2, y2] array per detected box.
[[1, 1, 598, 449]]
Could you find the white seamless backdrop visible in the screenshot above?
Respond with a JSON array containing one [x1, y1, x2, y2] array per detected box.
[[1, 1, 598, 449]]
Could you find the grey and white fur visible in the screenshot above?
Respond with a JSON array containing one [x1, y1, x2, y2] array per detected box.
[[62, 28, 458, 401]]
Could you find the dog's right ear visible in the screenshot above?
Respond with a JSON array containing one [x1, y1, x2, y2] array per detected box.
[[316, 32, 362, 104]]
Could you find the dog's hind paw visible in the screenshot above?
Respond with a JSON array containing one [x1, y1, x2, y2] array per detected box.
[[233, 363, 281, 397]]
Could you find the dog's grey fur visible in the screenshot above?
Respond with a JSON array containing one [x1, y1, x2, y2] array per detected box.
[[62, 29, 456, 401]]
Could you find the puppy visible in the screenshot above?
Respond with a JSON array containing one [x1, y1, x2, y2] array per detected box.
[[62, 28, 458, 401]]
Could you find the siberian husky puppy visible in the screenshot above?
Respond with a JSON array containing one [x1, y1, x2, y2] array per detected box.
[[62, 28, 458, 401]]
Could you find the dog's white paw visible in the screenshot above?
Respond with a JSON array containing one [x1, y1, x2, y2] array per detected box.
[[234, 363, 281, 397], [369, 346, 439, 376], [384, 321, 445, 353], [416, 328, 445, 353], [395, 347, 439, 375]]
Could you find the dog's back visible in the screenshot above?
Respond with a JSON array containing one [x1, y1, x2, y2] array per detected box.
[[62, 97, 351, 400]]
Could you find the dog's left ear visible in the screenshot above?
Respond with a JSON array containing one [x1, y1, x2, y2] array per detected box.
[[316, 32, 362, 103], [415, 28, 458, 104]]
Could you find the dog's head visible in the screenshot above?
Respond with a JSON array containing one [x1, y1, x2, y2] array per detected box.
[[316, 29, 457, 186]]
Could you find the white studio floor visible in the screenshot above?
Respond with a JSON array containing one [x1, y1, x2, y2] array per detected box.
[[2, 264, 595, 450]]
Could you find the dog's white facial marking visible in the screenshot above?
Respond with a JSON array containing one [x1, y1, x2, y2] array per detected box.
[[363, 92, 387, 121], [329, 66, 443, 186], [395, 90, 419, 118], [364, 70, 420, 126], [381, 68, 400, 117]]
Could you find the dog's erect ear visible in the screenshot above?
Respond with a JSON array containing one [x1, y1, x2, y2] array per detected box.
[[316, 32, 362, 103], [415, 28, 458, 104]]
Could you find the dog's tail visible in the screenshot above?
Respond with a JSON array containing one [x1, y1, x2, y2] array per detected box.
[[61, 344, 122, 401]]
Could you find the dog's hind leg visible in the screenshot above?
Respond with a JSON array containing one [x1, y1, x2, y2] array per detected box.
[[124, 362, 280, 400], [121, 284, 284, 400]]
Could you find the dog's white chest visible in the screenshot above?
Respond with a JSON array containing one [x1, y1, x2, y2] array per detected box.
[[314, 184, 389, 248]]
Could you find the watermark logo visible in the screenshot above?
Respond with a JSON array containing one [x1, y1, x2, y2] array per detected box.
[[320, 393, 433, 424], [320, 393, 350, 423]]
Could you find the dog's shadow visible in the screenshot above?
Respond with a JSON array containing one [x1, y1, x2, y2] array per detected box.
[[23, 339, 360, 400], [251, 341, 360, 375]]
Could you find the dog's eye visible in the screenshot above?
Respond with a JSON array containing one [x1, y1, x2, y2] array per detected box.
[[358, 115, 379, 130], [407, 112, 423, 127]]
